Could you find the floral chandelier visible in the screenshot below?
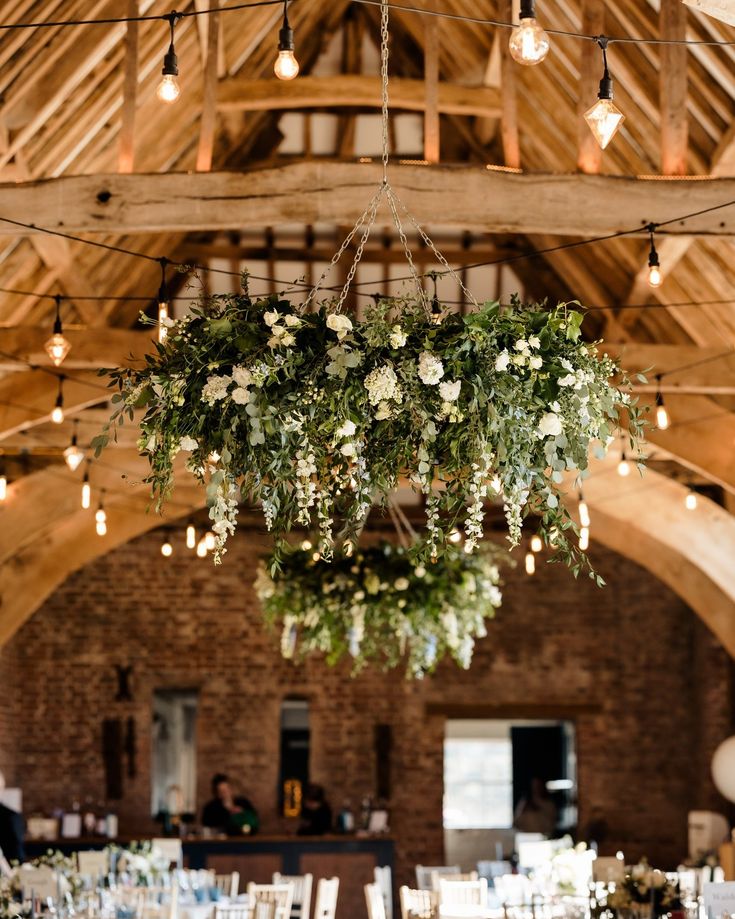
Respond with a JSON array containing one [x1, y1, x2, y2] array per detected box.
[[97, 0, 642, 574]]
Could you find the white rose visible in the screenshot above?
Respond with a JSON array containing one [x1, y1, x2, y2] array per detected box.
[[326, 313, 353, 340], [528, 335, 541, 349], [232, 365, 253, 388], [495, 350, 510, 371], [418, 351, 444, 385], [179, 435, 198, 452], [231, 386, 250, 404], [515, 339, 529, 352], [281, 332, 296, 347], [389, 325, 407, 348], [336, 419, 357, 438], [558, 373, 576, 387], [394, 577, 410, 591], [538, 412, 563, 437], [529, 356, 543, 370], [264, 310, 279, 327], [284, 314, 301, 327], [340, 442, 356, 457], [439, 379, 461, 402]]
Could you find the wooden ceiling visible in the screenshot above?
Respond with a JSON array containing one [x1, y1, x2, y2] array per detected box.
[[2, 0, 735, 647]]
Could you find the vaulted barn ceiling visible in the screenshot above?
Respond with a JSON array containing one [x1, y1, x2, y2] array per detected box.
[[2, 0, 735, 647]]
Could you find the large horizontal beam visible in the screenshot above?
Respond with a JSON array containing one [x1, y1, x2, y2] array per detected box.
[[604, 342, 735, 395], [0, 326, 154, 371], [4, 163, 735, 238], [216, 75, 502, 117]]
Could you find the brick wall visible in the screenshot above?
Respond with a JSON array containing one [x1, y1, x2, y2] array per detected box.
[[0, 526, 732, 881]]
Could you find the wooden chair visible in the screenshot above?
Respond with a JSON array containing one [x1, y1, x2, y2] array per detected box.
[[430, 871, 478, 891], [374, 866, 393, 919], [414, 866, 460, 891], [247, 883, 294, 919], [437, 878, 488, 908], [214, 872, 240, 898], [273, 872, 313, 919], [398, 887, 438, 919], [214, 905, 250, 919], [312, 877, 339, 919], [365, 883, 387, 919], [137, 883, 179, 919]]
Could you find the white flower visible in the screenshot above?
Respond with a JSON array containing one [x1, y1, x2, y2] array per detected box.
[[394, 577, 410, 591], [281, 331, 296, 347], [284, 314, 301, 327], [201, 374, 231, 405], [389, 325, 407, 348], [340, 442, 356, 457], [179, 435, 198, 452], [365, 364, 401, 405], [336, 419, 357, 438], [374, 401, 393, 420], [558, 373, 577, 387], [529, 356, 543, 370], [538, 411, 563, 437], [232, 365, 253, 388], [515, 339, 530, 352], [495, 350, 510, 371], [528, 335, 541, 349], [439, 379, 461, 402], [418, 351, 444, 385], [264, 309, 279, 327], [326, 313, 353, 340], [231, 386, 250, 405]]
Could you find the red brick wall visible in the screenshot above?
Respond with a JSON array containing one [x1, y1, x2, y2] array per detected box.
[[0, 526, 732, 881]]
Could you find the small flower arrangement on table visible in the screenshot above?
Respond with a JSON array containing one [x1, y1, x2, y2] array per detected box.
[[605, 861, 682, 918]]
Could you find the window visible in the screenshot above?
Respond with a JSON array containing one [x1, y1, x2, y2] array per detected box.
[[444, 726, 513, 829], [151, 689, 198, 817]]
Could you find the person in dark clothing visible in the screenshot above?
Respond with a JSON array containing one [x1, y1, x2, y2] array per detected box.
[[297, 784, 332, 836], [0, 771, 24, 864], [201, 773, 259, 836]]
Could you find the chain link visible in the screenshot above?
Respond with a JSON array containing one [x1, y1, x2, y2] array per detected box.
[[386, 187, 430, 313]]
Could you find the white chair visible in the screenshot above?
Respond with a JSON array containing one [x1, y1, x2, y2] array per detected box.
[[215, 905, 250, 919], [374, 866, 393, 919], [136, 884, 179, 919], [273, 872, 313, 919], [247, 883, 294, 919], [399, 886, 438, 919], [152, 838, 183, 869], [437, 878, 488, 908], [366, 883, 387, 919], [313, 877, 339, 919], [493, 875, 533, 907], [215, 872, 240, 898], [430, 872, 478, 891], [415, 866, 460, 891]]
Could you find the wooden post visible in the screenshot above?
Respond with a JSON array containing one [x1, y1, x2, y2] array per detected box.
[[196, 0, 220, 172], [499, 0, 520, 169], [118, 0, 139, 174], [660, 0, 689, 176], [577, 0, 604, 174], [423, 6, 440, 164]]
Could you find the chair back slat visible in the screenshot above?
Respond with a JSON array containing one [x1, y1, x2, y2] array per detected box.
[[247, 882, 294, 919], [313, 877, 339, 919], [373, 866, 393, 919], [398, 887, 437, 919], [365, 883, 387, 919], [414, 866, 460, 891], [273, 872, 313, 919], [438, 878, 488, 907]]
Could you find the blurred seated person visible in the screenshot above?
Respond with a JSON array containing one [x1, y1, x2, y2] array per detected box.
[[202, 773, 259, 836], [0, 770, 24, 866], [297, 784, 332, 836], [513, 777, 557, 837]]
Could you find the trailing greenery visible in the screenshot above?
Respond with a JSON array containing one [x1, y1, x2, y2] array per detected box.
[[256, 538, 505, 677], [97, 290, 643, 576]]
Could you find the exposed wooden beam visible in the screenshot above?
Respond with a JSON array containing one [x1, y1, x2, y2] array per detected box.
[[606, 342, 735, 394], [577, 0, 604, 175], [498, 0, 521, 169], [0, 371, 108, 440], [423, 5, 440, 165], [196, 0, 220, 173], [660, 0, 689, 176], [118, 0, 140, 175], [5, 164, 735, 238], [216, 74, 503, 118], [0, 327, 153, 370]]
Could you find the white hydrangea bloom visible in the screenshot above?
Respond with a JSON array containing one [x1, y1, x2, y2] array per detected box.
[[389, 325, 407, 348], [495, 350, 510, 371], [438, 379, 461, 402], [364, 364, 401, 405], [538, 412, 563, 437], [336, 419, 357, 438], [231, 386, 250, 405], [232, 365, 253, 388], [178, 435, 198, 451], [418, 351, 444, 385], [201, 374, 231, 405]]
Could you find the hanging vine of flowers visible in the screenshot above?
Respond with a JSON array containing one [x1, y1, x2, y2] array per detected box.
[[255, 539, 505, 677], [96, 291, 643, 576]]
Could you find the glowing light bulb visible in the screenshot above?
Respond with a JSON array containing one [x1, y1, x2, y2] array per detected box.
[[95, 503, 107, 537], [530, 534, 543, 553], [0, 473, 6, 502], [449, 529, 462, 544], [274, 49, 299, 80], [579, 526, 590, 551], [301, 539, 312, 551], [648, 263, 662, 288], [45, 333, 71, 367], [51, 402, 64, 424], [196, 538, 207, 558], [579, 498, 591, 529], [685, 491, 697, 511], [186, 523, 196, 550], [205, 532, 216, 552], [584, 98, 625, 150], [161, 539, 173, 557], [617, 455, 631, 477], [509, 18, 550, 65], [525, 551, 536, 575], [64, 430, 85, 472], [81, 479, 91, 510], [158, 300, 169, 343], [157, 73, 180, 103], [655, 383, 670, 430], [312, 551, 321, 562]]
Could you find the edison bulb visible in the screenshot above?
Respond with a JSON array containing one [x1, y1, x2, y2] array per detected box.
[[81, 480, 91, 510], [45, 333, 71, 367], [509, 18, 550, 65], [186, 523, 196, 550], [51, 404, 64, 424], [64, 443, 85, 472], [196, 538, 207, 558], [205, 532, 216, 552], [157, 73, 180, 103], [685, 491, 697, 511], [579, 526, 590, 551], [656, 403, 670, 430], [95, 507, 106, 525], [584, 98, 625, 149], [525, 551, 536, 576], [617, 456, 631, 477], [274, 49, 299, 80], [449, 529, 462, 544], [530, 534, 543, 553], [161, 540, 173, 557], [648, 264, 662, 288], [0, 474, 6, 502], [158, 301, 169, 343], [96, 519, 107, 537], [579, 499, 591, 529]]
